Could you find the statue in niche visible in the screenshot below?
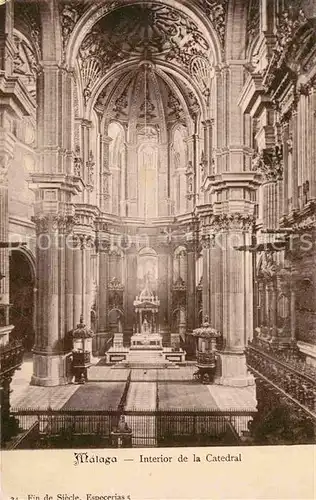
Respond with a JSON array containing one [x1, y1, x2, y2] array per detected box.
[[142, 317, 151, 334]]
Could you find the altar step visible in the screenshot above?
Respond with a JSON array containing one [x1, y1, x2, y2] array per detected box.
[[115, 349, 175, 369]]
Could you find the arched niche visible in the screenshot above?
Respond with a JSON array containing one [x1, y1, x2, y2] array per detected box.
[[137, 247, 158, 292], [108, 245, 123, 284], [108, 121, 125, 216], [137, 126, 159, 219], [173, 246, 187, 285], [171, 124, 188, 215]]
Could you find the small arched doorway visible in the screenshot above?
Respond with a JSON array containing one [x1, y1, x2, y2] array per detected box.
[[9, 249, 35, 352]]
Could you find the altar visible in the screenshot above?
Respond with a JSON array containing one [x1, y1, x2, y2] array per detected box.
[[106, 273, 185, 365], [130, 274, 162, 349]]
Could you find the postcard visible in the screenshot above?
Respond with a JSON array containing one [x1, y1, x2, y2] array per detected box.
[[1, 0, 315, 499]]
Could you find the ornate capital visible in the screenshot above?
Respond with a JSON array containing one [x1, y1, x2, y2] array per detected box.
[[32, 213, 76, 234], [251, 145, 283, 182], [197, 0, 228, 47], [201, 236, 211, 250]]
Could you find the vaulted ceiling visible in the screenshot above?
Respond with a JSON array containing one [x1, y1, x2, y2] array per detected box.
[[76, 2, 216, 125]]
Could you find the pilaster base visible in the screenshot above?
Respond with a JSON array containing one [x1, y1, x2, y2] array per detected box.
[[31, 352, 73, 387], [215, 351, 255, 387]]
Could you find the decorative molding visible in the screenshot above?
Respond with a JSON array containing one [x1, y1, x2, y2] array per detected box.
[[14, 1, 42, 59], [197, 0, 228, 47], [209, 213, 256, 232], [78, 3, 211, 103], [86, 150, 95, 191], [31, 213, 76, 234], [59, 0, 93, 51], [251, 145, 283, 182]]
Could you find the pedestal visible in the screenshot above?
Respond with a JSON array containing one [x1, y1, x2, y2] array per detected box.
[[113, 333, 124, 349], [215, 351, 255, 387], [31, 352, 73, 386]]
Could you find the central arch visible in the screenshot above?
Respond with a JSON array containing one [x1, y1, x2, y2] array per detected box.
[[65, 0, 223, 70]]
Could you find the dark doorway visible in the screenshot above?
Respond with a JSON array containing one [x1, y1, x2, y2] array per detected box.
[[9, 250, 35, 352]]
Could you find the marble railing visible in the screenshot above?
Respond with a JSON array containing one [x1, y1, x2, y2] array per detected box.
[[246, 341, 316, 415]]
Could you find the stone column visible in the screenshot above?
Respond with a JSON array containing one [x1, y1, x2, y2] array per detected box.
[[291, 109, 299, 211], [202, 237, 210, 320], [282, 121, 290, 215], [98, 239, 110, 333], [213, 214, 254, 387], [290, 287, 296, 342], [158, 245, 170, 342], [310, 85, 316, 199], [73, 235, 82, 328], [32, 214, 74, 386], [125, 247, 137, 341], [65, 235, 74, 335], [0, 147, 11, 318], [210, 232, 222, 332], [270, 281, 278, 338], [186, 242, 196, 332]]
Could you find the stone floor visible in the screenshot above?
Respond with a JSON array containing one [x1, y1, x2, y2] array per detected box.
[[10, 356, 257, 412]]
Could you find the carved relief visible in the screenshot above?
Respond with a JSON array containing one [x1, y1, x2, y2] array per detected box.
[[14, 1, 42, 59], [78, 3, 211, 102], [251, 145, 283, 182], [86, 151, 95, 190], [74, 146, 83, 177], [59, 1, 91, 50], [209, 213, 256, 232], [32, 213, 76, 234], [197, 0, 228, 47], [12, 33, 39, 100]]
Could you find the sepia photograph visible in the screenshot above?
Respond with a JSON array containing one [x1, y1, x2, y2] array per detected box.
[[1, 0, 316, 461]]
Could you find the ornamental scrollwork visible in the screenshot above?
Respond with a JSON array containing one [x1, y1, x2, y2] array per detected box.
[[197, 0, 228, 48], [251, 145, 283, 182], [209, 213, 256, 232], [59, 1, 92, 51], [32, 213, 76, 234], [78, 3, 211, 103], [273, 7, 307, 66]]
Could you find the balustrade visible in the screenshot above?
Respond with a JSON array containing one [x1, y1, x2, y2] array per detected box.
[[0, 340, 24, 377], [246, 342, 316, 414]]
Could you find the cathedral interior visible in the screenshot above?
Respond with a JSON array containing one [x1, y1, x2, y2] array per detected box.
[[0, 0, 316, 448]]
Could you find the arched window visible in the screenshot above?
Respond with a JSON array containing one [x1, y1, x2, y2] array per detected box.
[[172, 125, 188, 214], [137, 247, 158, 292], [137, 126, 158, 219], [109, 122, 125, 215]]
